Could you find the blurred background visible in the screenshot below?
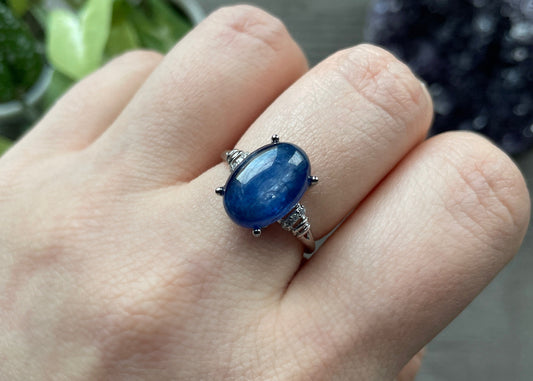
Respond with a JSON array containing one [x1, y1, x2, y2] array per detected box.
[[1, 0, 532, 379]]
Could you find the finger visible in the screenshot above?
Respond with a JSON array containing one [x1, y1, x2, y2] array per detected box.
[[283, 132, 530, 378], [16, 51, 162, 158], [187, 44, 432, 281], [95, 5, 307, 184], [397, 348, 425, 381], [232, 44, 432, 238]]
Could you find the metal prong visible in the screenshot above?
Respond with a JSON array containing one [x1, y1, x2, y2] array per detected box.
[[308, 176, 319, 185], [215, 187, 225, 196], [271, 134, 280, 144], [252, 228, 262, 237]]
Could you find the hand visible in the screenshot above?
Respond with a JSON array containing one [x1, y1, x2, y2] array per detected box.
[[0, 5, 529, 380]]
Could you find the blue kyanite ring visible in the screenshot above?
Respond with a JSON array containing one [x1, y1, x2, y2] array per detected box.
[[216, 135, 318, 253]]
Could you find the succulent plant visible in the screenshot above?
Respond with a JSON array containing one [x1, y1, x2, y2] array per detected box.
[[0, 2, 44, 103]]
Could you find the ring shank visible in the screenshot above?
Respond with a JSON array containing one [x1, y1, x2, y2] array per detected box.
[[297, 229, 315, 253]]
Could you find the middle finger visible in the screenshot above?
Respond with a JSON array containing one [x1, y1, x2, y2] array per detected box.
[[93, 6, 307, 185]]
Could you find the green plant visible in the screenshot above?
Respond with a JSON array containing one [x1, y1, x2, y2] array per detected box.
[[7, 0, 29, 17], [47, 0, 113, 80], [123, 0, 191, 53], [1, 0, 194, 156], [0, 2, 44, 103], [41, 0, 191, 110], [46, 0, 191, 82], [0, 136, 12, 155]]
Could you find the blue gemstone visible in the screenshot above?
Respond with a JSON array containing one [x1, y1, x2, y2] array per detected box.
[[223, 142, 311, 229]]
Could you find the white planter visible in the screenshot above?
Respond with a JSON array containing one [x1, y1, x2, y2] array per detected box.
[[173, 0, 205, 25], [0, 65, 53, 126]]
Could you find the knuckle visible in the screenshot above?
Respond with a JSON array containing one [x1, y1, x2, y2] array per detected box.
[[325, 44, 432, 135], [208, 5, 291, 53], [435, 132, 530, 255]]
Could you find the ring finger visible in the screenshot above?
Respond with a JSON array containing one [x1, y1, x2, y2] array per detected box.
[[187, 44, 433, 285]]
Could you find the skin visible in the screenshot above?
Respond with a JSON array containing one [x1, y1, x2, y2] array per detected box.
[[0, 5, 530, 380]]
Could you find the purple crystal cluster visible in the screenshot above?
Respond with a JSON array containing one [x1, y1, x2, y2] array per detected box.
[[366, 0, 533, 155]]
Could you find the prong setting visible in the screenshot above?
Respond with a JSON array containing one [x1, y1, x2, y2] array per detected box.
[[219, 136, 315, 252]]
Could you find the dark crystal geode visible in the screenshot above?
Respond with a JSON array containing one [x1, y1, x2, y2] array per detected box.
[[365, 0, 533, 155]]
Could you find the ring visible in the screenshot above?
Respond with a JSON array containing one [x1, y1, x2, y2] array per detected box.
[[215, 135, 318, 253]]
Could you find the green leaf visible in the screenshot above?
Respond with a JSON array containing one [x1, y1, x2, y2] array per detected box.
[[105, 0, 139, 58], [105, 19, 139, 57], [46, 0, 113, 80], [0, 136, 13, 156], [0, 2, 44, 101], [129, 0, 191, 53], [7, 0, 29, 17], [0, 60, 15, 102], [149, 0, 190, 39]]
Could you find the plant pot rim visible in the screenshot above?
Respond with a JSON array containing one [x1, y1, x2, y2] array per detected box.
[[0, 65, 53, 120], [172, 0, 205, 25]]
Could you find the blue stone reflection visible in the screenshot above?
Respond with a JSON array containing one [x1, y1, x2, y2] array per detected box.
[[223, 143, 310, 229]]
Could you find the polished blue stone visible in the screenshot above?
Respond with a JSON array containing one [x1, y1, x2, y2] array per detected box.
[[223, 142, 311, 229]]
